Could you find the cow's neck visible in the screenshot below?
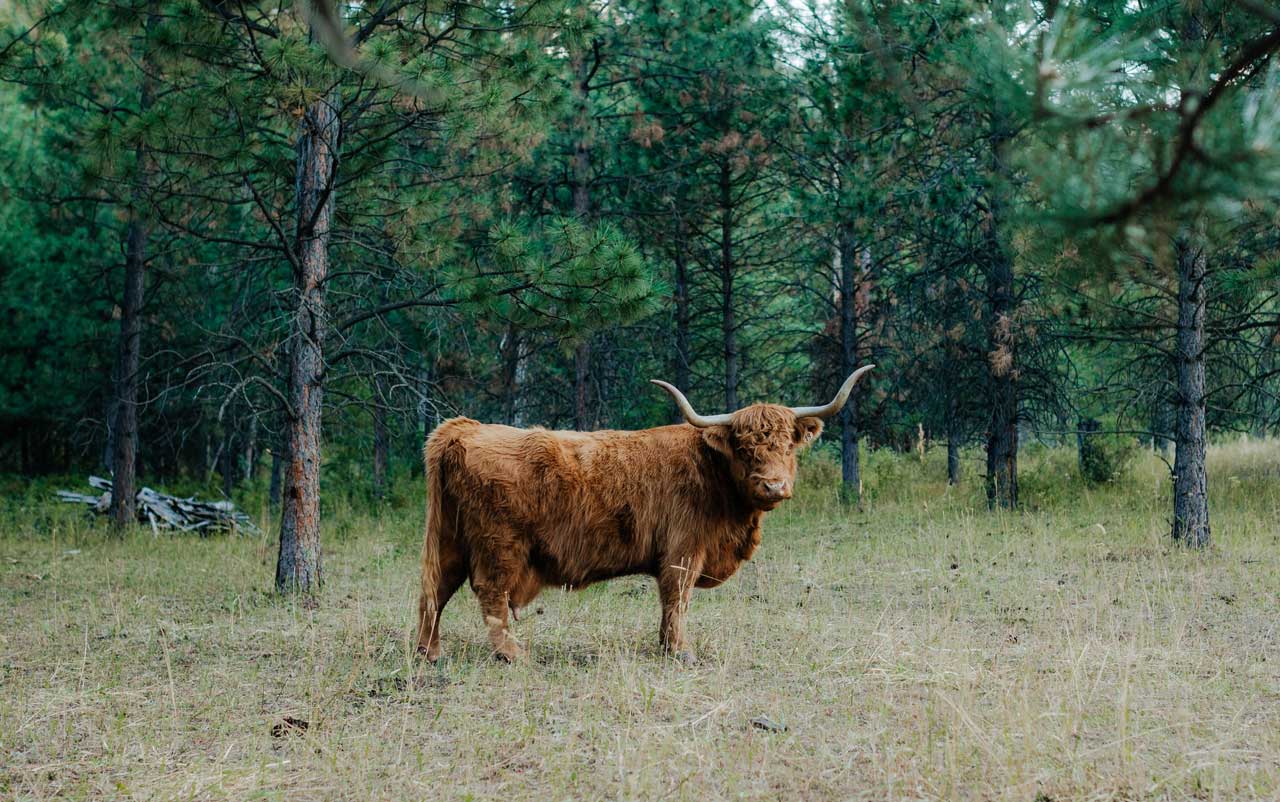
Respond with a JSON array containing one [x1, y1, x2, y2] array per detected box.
[[693, 441, 760, 527]]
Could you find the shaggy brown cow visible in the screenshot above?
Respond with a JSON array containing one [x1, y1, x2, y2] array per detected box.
[[415, 365, 874, 662]]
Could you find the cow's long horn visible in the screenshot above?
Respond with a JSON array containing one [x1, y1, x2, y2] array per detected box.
[[788, 364, 875, 419], [650, 380, 734, 427]]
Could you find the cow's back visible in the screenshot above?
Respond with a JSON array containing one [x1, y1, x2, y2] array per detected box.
[[429, 418, 590, 514]]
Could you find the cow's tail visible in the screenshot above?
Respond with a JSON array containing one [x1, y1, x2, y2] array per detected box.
[[416, 427, 450, 654]]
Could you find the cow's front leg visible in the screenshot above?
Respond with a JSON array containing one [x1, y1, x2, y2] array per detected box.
[[476, 585, 523, 662], [658, 554, 703, 662], [472, 556, 525, 662]]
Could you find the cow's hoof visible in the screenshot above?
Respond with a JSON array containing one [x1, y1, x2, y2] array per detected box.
[[493, 646, 524, 663]]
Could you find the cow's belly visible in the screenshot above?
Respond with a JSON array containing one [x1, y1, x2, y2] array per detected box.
[[524, 517, 656, 590], [530, 552, 656, 589]]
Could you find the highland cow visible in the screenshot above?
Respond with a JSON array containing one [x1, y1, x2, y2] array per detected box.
[[416, 366, 874, 662]]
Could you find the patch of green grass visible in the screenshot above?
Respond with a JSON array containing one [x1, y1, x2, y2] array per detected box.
[[3, 441, 1280, 800]]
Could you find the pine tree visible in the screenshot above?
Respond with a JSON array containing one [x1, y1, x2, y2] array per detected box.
[[1002, 0, 1280, 543]]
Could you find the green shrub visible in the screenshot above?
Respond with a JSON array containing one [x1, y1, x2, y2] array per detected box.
[[1078, 433, 1139, 485]]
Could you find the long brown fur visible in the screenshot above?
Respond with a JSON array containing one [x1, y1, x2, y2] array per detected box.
[[415, 404, 823, 662]]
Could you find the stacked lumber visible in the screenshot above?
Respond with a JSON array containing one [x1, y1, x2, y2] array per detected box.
[[56, 476, 260, 535]]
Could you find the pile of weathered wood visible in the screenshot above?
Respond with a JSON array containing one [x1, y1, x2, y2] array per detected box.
[[56, 476, 260, 535]]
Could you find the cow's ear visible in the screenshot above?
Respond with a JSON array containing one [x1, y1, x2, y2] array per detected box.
[[701, 425, 733, 458], [795, 417, 824, 447]]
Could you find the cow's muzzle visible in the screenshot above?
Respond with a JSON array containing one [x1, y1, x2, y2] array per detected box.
[[753, 478, 792, 504]]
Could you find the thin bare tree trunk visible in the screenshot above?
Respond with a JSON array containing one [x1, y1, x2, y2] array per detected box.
[[243, 414, 258, 483], [512, 343, 528, 428], [836, 222, 861, 502], [103, 389, 117, 474], [719, 162, 738, 411], [418, 361, 433, 440], [276, 91, 338, 594], [947, 433, 961, 486], [372, 381, 389, 501], [573, 341, 591, 429], [673, 227, 691, 419], [1172, 235, 1210, 548], [945, 389, 961, 485], [221, 415, 236, 499], [501, 321, 521, 425]]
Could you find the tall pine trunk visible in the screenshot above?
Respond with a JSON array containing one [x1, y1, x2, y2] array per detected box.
[[983, 126, 1018, 510], [1172, 235, 1210, 547], [836, 222, 861, 501], [571, 44, 594, 431], [108, 34, 154, 528], [984, 251, 1018, 509], [719, 162, 738, 411], [672, 229, 691, 423], [276, 93, 338, 594], [109, 193, 148, 527], [944, 382, 962, 485]]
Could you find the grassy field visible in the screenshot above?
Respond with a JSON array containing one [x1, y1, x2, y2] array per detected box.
[[3, 440, 1280, 801]]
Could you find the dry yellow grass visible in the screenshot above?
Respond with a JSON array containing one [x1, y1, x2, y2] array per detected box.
[[3, 439, 1280, 801]]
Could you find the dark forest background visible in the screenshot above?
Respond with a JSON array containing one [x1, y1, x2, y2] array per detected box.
[[2, 0, 1279, 589]]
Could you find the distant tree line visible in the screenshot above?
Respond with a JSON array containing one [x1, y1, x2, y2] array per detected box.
[[1, 0, 1277, 588]]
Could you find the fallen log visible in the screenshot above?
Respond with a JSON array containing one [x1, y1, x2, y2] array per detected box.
[[56, 476, 260, 535]]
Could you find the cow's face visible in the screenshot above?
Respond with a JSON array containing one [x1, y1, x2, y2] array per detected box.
[[702, 404, 823, 510]]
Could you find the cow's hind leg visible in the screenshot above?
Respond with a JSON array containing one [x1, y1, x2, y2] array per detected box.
[[470, 550, 525, 662], [416, 539, 467, 662]]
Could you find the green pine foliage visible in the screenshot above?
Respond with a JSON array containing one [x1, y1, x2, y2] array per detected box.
[[0, 0, 1276, 507]]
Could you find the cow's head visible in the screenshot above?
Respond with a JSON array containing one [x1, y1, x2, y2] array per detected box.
[[652, 366, 874, 511]]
